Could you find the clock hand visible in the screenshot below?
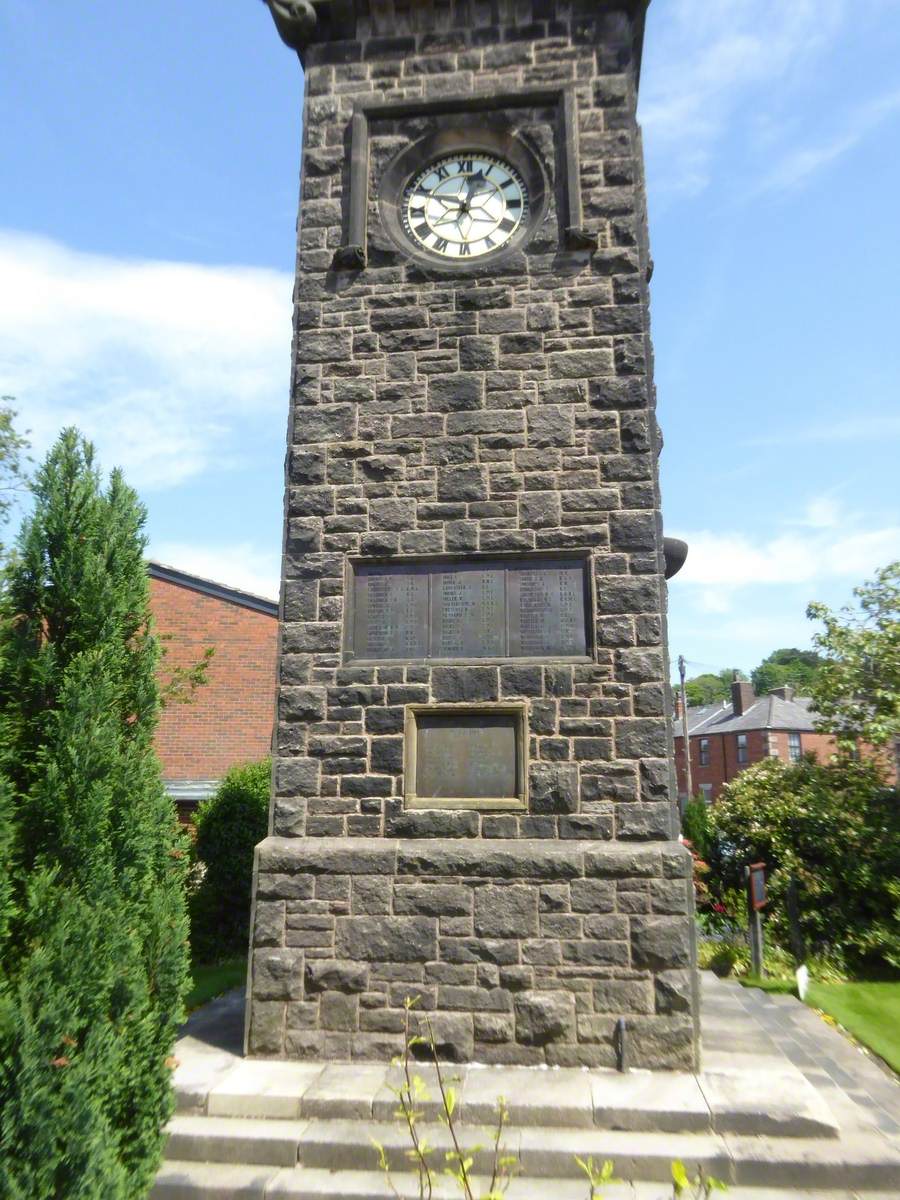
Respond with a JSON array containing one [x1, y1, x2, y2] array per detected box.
[[462, 170, 485, 209]]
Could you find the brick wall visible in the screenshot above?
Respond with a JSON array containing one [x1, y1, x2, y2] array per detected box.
[[151, 576, 277, 781], [675, 727, 847, 802]]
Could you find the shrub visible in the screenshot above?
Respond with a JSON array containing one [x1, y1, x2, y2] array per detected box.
[[708, 755, 900, 971], [682, 797, 712, 859], [0, 430, 189, 1198], [190, 758, 270, 963]]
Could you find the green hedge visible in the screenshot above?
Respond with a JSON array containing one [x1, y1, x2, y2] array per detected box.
[[190, 759, 270, 964]]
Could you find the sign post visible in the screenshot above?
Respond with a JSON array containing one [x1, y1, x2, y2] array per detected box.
[[745, 863, 767, 978]]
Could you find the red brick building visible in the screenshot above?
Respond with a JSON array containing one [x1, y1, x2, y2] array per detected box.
[[149, 562, 278, 814], [673, 678, 839, 805]]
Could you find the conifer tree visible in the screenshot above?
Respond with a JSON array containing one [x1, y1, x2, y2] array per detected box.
[[0, 429, 190, 1198]]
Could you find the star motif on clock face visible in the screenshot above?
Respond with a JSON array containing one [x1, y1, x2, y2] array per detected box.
[[401, 153, 529, 260]]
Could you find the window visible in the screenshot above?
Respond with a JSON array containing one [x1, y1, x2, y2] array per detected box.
[[699, 784, 713, 805], [788, 732, 801, 763], [698, 737, 710, 766], [736, 734, 748, 764]]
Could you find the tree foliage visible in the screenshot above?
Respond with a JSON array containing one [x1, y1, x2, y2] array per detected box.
[[681, 797, 712, 860], [190, 758, 271, 964], [0, 398, 29, 553], [708, 755, 900, 971], [0, 429, 189, 1198], [684, 669, 742, 707], [807, 561, 900, 749], [750, 647, 824, 697]]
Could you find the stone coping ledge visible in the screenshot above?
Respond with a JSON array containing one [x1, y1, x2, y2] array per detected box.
[[255, 837, 692, 879]]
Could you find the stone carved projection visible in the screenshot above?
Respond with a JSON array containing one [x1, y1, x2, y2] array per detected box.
[[347, 557, 589, 662]]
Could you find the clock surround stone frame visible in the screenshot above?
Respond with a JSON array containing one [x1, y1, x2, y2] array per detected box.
[[339, 85, 595, 270]]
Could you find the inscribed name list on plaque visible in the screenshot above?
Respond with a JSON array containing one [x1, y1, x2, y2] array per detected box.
[[347, 556, 590, 663], [406, 706, 526, 810]]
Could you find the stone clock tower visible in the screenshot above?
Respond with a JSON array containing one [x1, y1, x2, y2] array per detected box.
[[248, 0, 699, 1070]]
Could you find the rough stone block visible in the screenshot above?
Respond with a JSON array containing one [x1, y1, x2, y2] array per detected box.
[[335, 916, 437, 963], [253, 949, 303, 1001], [526, 404, 575, 447], [304, 960, 369, 995], [530, 762, 579, 815], [514, 991, 575, 1045], [474, 885, 539, 938], [631, 917, 693, 970]]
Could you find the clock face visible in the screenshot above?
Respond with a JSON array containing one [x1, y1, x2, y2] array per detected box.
[[401, 153, 529, 260]]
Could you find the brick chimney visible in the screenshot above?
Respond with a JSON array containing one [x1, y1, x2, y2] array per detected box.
[[731, 672, 756, 716], [769, 685, 795, 701]]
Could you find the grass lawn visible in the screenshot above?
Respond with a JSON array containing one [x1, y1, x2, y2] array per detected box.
[[806, 981, 900, 1073], [185, 958, 247, 1012], [738, 975, 798, 997]]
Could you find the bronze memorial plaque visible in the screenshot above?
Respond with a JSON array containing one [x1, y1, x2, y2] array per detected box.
[[348, 556, 589, 662], [352, 564, 429, 661], [412, 710, 521, 805]]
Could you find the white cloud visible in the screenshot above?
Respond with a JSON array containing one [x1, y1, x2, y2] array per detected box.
[[673, 521, 900, 590], [755, 87, 900, 194], [0, 231, 292, 490], [744, 414, 900, 448], [149, 540, 280, 601], [640, 0, 900, 202], [640, 0, 849, 196], [667, 503, 900, 668]]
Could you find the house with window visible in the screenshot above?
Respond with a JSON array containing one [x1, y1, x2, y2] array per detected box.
[[673, 677, 839, 805], [149, 561, 278, 818]]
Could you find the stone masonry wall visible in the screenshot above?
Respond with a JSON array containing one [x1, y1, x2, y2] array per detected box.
[[248, 0, 700, 1070], [274, 0, 677, 843], [249, 837, 695, 1068]]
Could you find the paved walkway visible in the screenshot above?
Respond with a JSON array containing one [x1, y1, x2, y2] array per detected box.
[[701, 973, 900, 1139]]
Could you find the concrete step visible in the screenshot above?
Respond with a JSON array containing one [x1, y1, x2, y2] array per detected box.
[[152, 1161, 900, 1200], [176, 1058, 839, 1139], [162, 1114, 900, 1192]]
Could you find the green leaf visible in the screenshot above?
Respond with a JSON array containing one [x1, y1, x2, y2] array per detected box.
[[672, 1159, 689, 1193]]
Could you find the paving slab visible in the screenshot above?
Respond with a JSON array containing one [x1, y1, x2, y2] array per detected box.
[[723, 1133, 900, 1191], [461, 1063, 595, 1128], [165, 1115, 307, 1167], [698, 1069, 839, 1138], [590, 1070, 709, 1132], [207, 1061, 324, 1119], [264, 1173, 900, 1200], [172, 1046, 242, 1114], [152, 1160, 276, 1198], [372, 1062, 469, 1122], [300, 1063, 390, 1119]]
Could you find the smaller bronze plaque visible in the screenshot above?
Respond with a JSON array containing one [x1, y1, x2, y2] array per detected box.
[[406, 705, 526, 810]]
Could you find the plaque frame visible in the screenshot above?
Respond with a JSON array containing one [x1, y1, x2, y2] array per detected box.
[[342, 550, 596, 666], [404, 703, 529, 811]]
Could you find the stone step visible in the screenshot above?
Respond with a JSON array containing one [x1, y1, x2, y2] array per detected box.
[[175, 1057, 839, 1139], [152, 1161, 900, 1200], [162, 1115, 900, 1192]]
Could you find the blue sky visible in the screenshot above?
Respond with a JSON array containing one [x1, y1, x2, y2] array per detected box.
[[1, 0, 898, 680]]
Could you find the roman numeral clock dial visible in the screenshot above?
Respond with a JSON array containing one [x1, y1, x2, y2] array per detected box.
[[401, 153, 528, 260]]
